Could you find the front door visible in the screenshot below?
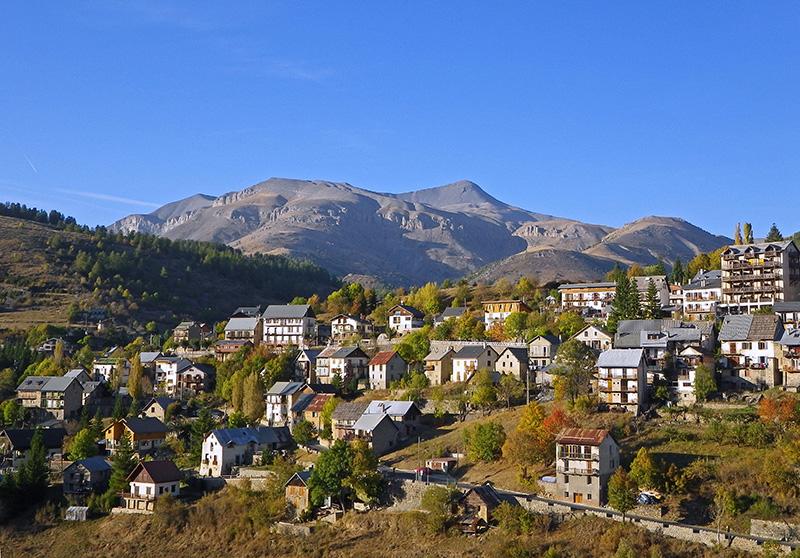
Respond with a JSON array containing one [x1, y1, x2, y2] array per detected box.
[[573, 493, 583, 504]]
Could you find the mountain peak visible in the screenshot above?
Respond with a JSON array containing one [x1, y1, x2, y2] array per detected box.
[[397, 179, 501, 207]]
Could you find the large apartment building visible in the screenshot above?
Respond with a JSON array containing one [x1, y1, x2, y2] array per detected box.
[[482, 300, 532, 326], [720, 240, 800, 314], [557, 282, 616, 316], [681, 270, 722, 320], [554, 428, 620, 505], [262, 305, 317, 347], [595, 348, 647, 415]]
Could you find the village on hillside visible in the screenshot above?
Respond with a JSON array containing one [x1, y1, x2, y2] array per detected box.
[[2, 228, 800, 555]]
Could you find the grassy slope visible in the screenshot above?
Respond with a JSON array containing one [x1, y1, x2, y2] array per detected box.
[[0, 215, 338, 330]]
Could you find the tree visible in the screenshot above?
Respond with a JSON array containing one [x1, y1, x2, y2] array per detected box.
[[497, 374, 524, 408], [693, 364, 716, 403], [504, 312, 528, 341], [345, 439, 383, 504], [68, 428, 99, 460], [758, 392, 800, 429], [463, 421, 506, 462], [766, 223, 784, 242], [420, 485, 457, 533], [127, 353, 143, 400], [607, 275, 640, 333], [17, 429, 49, 501], [629, 447, 661, 490], [552, 339, 596, 405], [242, 372, 265, 424], [643, 278, 661, 319], [743, 222, 753, 244], [395, 326, 431, 366], [105, 432, 136, 506], [230, 372, 244, 412], [308, 440, 353, 508], [319, 396, 341, 440], [470, 369, 497, 413], [671, 258, 685, 285], [292, 419, 317, 446], [608, 468, 638, 521], [712, 486, 737, 543], [734, 223, 743, 245], [503, 402, 547, 479], [556, 311, 585, 338], [112, 394, 125, 420], [190, 406, 215, 463]]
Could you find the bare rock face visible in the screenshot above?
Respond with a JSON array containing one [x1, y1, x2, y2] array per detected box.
[[111, 179, 730, 286]]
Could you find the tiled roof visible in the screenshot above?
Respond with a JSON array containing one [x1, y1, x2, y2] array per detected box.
[[303, 393, 333, 413], [390, 304, 424, 319], [555, 427, 612, 446], [723, 240, 794, 255], [128, 460, 182, 484], [369, 351, 400, 366], [331, 400, 370, 422], [719, 314, 783, 341]]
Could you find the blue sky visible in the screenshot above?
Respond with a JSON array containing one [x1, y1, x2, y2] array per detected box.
[[1, 2, 798, 237]]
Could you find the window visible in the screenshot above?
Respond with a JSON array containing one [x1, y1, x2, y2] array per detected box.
[[758, 342, 767, 350], [742, 342, 752, 350], [587, 494, 592, 501]]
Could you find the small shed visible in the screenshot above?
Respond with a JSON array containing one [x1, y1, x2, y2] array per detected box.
[[65, 506, 89, 521]]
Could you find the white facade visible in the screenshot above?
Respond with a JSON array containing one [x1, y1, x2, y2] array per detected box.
[[573, 325, 613, 352], [558, 283, 616, 314], [129, 479, 179, 499], [262, 305, 316, 347], [368, 353, 408, 390], [331, 314, 373, 340], [720, 241, 800, 314], [451, 347, 497, 383], [388, 306, 423, 335]]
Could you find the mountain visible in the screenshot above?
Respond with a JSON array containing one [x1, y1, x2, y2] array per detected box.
[[112, 178, 731, 286]]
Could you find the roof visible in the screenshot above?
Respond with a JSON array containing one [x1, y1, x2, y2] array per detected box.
[[684, 270, 722, 291], [365, 400, 419, 418], [331, 400, 370, 422], [353, 412, 398, 433], [296, 348, 322, 362], [424, 348, 454, 361], [175, 321, 197, 329], [127, 460, 182, 484], [574, 324, 611, 338], [530, 334, 560, 345], [139, 351, 162, 364], [331, 313, 371, 324], [780, 329, 800, 347], [774, 301, 800, 313], [64, 368, 89, 378], [461, 484, 503, 508], [231, 305, 262, 317], [303, 393, 333, 413], [389, 304, 424, 319], [17, 375, 78, 393], [330, 346, 366, 359], [284, 470, 312, 487], [266, 381, 306, 396], [116, 417, 169, 435], [482, 299, 532, 310], [307, 383, 339, 394], [210, 426, 291, 447], [70, 456, 111, 473], [614, 319, 711, 348], [558, 281, 616, 290], [631, 275, 668, 290], [454, 345, 496, 360], [290, 393, 316, 414], [262, 304, 314, 319], [369, 350, 402, 366], [719, 314, 783, 342], [555, 427, 614, 446], [498, 347, 529, 362], [723, 240, 795, 255], [596, 348, 644, 369], [438, 307, 468, 319], [1, 428, 67, 450], [225, 317, 260, 331], [144, 396, 177, 410]]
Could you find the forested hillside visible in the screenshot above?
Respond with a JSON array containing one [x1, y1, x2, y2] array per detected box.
[[0, 202, 339, 329]]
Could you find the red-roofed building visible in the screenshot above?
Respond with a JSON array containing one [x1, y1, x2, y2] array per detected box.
[[368, 351, 408, 390], [554, 428, 620, 505]]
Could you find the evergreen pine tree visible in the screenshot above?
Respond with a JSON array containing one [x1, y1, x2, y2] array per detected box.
[[734, 223, 743, 245], [671, 258, 685, 285], [766, 223, 783, 242], [623, 276, 642, 320], [91, 409, 104, 440], [128, 396, 140, 417], [17, 428, 49, 501], [112, 394, 124, 420], [644, 278, 661, 319], [107, 432, 136, 495]]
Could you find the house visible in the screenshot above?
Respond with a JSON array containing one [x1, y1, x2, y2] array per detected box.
[[456, 483, 504, 531], [224, 317, 263, 346], [364, 400, 422, 438], [774, 301, 800, 329], [424, 348, 454, 386], [65, 368, 104, 407], [262, 304, 317, 347], [285, 470, 312, 516], [555, 428, 620, 505], [681, 270, 722, 320], [495, 347, 530, 382], [121, 460, 182, 513], [669, 283, 684, 316], [330, 314, 374, 341], [779, 329, 800, 390], [154, 356, 192, 390], [451, 345, 498, 383], [719, 314, 784, 389], [349, 413, 400, 455], [426, 456, 458, 473], [316, 346, 369, 385], [387, 305, 424, 335], [199, 426, 292, 477], [294, 348, 322, 383], [672, 346, 715, 403], [103, 417, 168, 456], [572, 324, 613, 353], [720, 240, 800, 314], [434, 306, 468, 326], [63, 456, 111, 499], [631, 275, 671, 308], [293, 393, 333, 431], [231, 305, 262, 318], [595, 348, 647, 415], [0, 428, 66, 471], [174, 362, 213, 397], [16, 375, 84, 421], [331, 400, 371, 441], [92, 357, 130, 385], [141, 396, 178, 422], [64, 368, 92, 384], [558, 282, 617, 317], [265, 381, 310, 427], [173, 321, 202, 344], [214, 339, 252, 362], [529, 334, 560, 369], [482, 300, 532, 327], [368, 351, 408, 390]]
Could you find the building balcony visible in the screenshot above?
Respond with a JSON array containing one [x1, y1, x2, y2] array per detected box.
[[556, 464, 597, 475]]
